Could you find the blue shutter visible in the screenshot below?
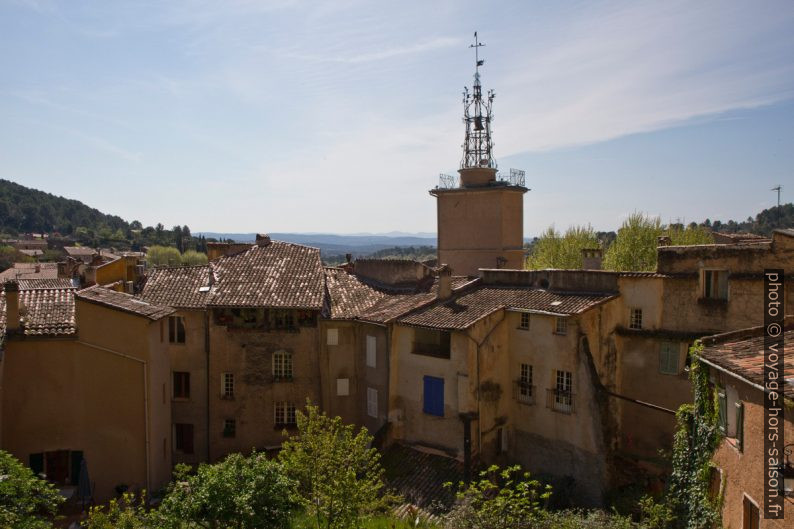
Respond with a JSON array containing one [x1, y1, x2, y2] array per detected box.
[[423, 376, 444, 417]]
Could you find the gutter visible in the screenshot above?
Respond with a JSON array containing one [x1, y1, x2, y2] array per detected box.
[[697, 356, 766, 393]]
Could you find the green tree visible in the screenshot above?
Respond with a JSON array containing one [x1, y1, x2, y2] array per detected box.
[[157, 454, 297, 529], [526, 225, 599, 270], [85, 493, 151, 529], [603, 213, 663, 271], [181, 250, 208, 266], [667, 224, 713, 246], [445, 465, 551, 529], [279, 403, 393, 529], [0, 450, 64, 529], [146, 245, 182, 267]]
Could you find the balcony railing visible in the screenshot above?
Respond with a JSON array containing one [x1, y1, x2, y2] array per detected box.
[[513, 381, 536, 405], [438, 173, 457, 189], [546, 388, 575, 414], [496, 168, 526, 187]]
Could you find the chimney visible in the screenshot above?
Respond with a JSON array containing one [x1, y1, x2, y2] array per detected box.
[[437, 264, 452, 300], [34, 264, 41, 274], [657, 236, 671, 247], [4, 281, 20, 333], [581, 248, 603, 270], [255, 233, 272, 247]]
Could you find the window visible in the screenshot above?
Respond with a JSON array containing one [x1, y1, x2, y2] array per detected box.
[[366, 335, 377, 368], [519, 312, 530, 330], [742, 495, 759, 529], [629, 308, 643, 330], [29, 450, 84, 485], [550, 370, 573, 414], [336, 378, 350, 396], [169, 316, 186, 343], [327, 328, 338, 346], [718, 388, 727, 434], [702, 269, 728, 300], [517, 363, 533, 404], [367, 388, 378, 418], [223, 419, 236, 438], [273, 350, 293, 380], [274, 402, 297, 427], [174, 424, 194, 454], [221, 373, 234, 399], [173, 372, 190, 400], [413, 329, 451, 358], [659, 342, 679, 375], [272, 309, 294, 330], [423, 376, 444, 417], [555, 317, 568, 335], [735, 401, 744, 452]]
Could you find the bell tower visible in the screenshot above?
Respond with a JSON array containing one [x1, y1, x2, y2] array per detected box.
[[431, 32, 529, 277]]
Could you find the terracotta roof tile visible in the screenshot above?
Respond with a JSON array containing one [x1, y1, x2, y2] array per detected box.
[[701, 327, 794, 399], [324, 268, 386, 319], [77, 285, 174, 320], [18, 278, 75, 290], [141, 265, 213, 309], [208, 241, 324, 309], [400, 286, 617, 330], [0, 288, 76, 339], [0, 262, 58, 281]]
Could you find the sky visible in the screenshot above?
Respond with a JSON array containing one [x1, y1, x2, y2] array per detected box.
[[1, 0, 793, 236]]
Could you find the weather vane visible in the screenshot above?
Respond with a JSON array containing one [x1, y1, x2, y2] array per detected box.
[[470, 31, 485, 73]]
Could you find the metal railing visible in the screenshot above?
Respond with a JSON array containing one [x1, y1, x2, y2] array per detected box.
[[497, 168, 526, 187], [438, 173, 457, 189], [513, 381, 536, 405], [546, 388, 575, 414]]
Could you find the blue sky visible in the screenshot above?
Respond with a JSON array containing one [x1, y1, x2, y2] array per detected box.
[[1, 0, 793, 236]]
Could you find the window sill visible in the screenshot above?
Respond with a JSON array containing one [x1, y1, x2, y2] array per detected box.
[[697, 297, 728, 306], [517, 327, 529, 331], [274, 424, 297, 430], [273, 377, 294, 383], [172, 397, 190, 402], [220, 395, 235, 401]]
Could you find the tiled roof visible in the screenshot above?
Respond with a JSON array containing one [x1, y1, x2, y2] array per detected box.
[[382, 443, 462, 512], [400, 286, 617, 330], [701, 326, 794, 399], [0, 262, 58, 281], [324, 268, 386, 319], [359, 292, 437, 324], [208, 241, 324, 309], [64, 246, 97, 256], [0, 288, 76, 339], [77, 285, 174, 320], [141, 265, 213, 309], [18, 278, 75, 290]]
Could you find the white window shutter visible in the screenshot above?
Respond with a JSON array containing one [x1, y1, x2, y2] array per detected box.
[[327, 328, 338, 346], [367, 387, 378, 418], [336, 378, 349, 396], [366, 335, 376, 368]]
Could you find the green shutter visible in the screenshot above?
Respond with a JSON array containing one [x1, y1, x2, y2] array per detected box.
[[735, 402, 744, 452], [718, 391, 727, 434], [29, 453, 44, 476]]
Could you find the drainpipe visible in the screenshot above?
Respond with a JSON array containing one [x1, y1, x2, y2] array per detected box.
[[205, 310, 211, 462], [463, 310, 506, 468], [76, 341, 150, 495]]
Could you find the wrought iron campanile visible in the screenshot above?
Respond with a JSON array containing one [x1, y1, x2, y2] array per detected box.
[[461, 32, 496, 170]]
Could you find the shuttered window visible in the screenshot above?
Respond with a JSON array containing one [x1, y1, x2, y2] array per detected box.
[[717, 390, 727, 434], [735, 401, 744, 452], [366, 336, 377, 368], [423, 376, 444, 417], [367, 388, 378, 418], [659, 342, 679, 375]]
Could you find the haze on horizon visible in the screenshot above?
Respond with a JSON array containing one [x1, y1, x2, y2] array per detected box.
[[1, 0, 793, 237]]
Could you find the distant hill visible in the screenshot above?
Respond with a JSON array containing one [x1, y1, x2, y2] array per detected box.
[[196, 232, 437, 258]]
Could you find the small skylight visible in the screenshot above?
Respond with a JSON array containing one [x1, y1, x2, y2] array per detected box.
[[199, 286, 211, 292], [550, 301, 562, 306]]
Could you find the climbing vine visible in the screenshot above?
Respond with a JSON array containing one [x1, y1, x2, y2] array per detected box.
[[666, 341, 722, 529]]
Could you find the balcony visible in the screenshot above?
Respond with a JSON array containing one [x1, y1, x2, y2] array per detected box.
[[513, 381, 536, 405], [546, 388, 575, 414]]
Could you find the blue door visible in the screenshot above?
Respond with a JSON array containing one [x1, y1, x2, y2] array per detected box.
[[423, 376, 444, 417]]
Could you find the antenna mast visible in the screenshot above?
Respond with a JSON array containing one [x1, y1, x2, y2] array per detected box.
[[461, 32, 496, 170], [772, 185, 782, 208]]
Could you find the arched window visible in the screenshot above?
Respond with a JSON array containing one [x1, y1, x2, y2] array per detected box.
[[273, 350, 293, 381]]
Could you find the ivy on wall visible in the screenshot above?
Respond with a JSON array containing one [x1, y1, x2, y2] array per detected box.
[[666, 341, 722, 529]]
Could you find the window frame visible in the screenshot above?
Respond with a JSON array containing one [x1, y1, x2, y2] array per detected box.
[[274, 401, 297, 427], [366, 335, 377, 368], [223, 418, 236, 438], [554, 317, 568, 335], [221, 372, 235, 399], [629, 308, 643, 330], [659, 342, 680, 375], [168, 315, 186, 344], [174, 423, 194, 454], [702, 269, 729, 300], [519, 312, 530, 330], [172, 371, 190, 400], [367, 387, 378, 418], [272, 350, 293, 381]]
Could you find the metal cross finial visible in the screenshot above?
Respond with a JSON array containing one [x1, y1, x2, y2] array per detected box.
[[470, 31, 485, 73]]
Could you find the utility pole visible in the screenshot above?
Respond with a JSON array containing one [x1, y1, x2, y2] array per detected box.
[[771, 185, 782, 208]]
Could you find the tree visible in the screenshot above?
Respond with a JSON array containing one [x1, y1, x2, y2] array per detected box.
[[445, 465, 551, 529], [0, 450, 64, 529], [85, 493, 151, 529], [279, 403, 393, 529], [146, 245, 182, 267], [525, 225, 599, 270], [603, 213, 663, 271], [157, 454, 296, 529], [181, 250, 208, 266]]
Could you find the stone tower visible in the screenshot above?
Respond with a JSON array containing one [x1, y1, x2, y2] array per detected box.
[[431, 33, 528, 277]]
